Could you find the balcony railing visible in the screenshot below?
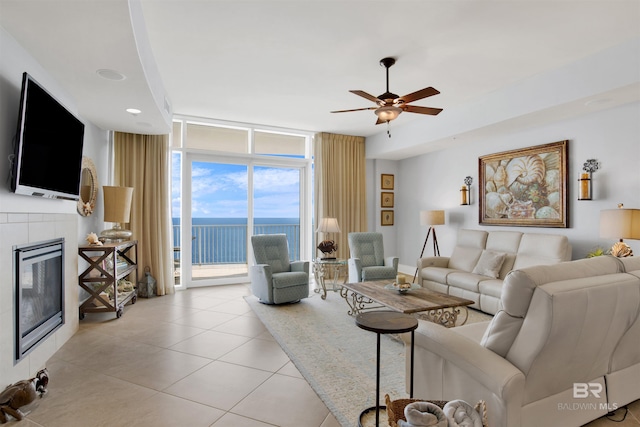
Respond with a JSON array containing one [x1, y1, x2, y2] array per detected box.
[[173, 222, 301, 266]]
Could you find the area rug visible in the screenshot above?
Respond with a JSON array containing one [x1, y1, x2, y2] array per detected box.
[[245, 291, 492, 427]]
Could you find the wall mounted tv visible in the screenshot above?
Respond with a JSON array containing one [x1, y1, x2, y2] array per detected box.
[[11, 72, 85, 201]]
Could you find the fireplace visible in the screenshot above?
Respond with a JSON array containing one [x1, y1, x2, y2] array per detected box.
[[14, 238, 65, 362]]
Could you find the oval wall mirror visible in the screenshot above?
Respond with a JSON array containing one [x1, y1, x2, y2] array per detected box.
[[77, 156, 98, 216]]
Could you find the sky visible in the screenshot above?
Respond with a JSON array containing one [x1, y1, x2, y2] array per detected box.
[[172, 154, 301, 218]]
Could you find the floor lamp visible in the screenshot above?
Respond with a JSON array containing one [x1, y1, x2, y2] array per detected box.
[[413, 210, 445, 283]]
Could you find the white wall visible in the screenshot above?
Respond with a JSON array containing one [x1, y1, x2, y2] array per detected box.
[[0, 26, 110, 217], [389, 101, 640, 273], [0, 26, 110, 385], [77, 124, 110, 240]]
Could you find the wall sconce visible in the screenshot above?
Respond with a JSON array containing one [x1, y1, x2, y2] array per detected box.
[[460, 176, 472, 205], [578, 159, 599, 201]]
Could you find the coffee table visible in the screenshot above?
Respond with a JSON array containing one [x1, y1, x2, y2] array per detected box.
[[340, 280, 474, 328]]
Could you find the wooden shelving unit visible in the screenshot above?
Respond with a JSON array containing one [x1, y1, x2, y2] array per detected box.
[[78, 240, 138, 319]]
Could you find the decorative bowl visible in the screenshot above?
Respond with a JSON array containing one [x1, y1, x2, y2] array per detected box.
[[384, 283, 420, 294]]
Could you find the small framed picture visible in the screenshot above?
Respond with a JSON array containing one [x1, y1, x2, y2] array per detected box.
[[381, 192, 394, 208], [381, 174, 394, 190], [381, 210, 394, 226]]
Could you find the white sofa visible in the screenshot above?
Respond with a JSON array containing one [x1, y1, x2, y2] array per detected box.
[[404, 256, 640, 427], [609, 256, 640, 409], [417, 229, 572, 314]]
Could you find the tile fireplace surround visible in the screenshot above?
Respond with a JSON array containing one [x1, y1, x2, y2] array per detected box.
[[0, 212, 78, 385]]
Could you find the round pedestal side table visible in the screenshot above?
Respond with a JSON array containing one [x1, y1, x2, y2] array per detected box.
[[355, 310, 419, 427]]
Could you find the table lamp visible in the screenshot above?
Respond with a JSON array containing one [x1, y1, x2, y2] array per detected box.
[[100, 186, 134, 242], [316, 217, 341, 260], [600, 205, 640, 257]]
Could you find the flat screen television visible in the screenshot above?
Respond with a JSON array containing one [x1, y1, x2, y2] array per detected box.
[[11, 72, 85, 201]]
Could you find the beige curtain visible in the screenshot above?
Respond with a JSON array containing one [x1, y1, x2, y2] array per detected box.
[[114, 132, 174, 295], [314, 132, 367, 260]]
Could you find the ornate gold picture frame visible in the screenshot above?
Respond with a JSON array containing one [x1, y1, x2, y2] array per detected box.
[[381, 174, 394, 190], [479, 140, 568, 228], [381, 192, 394, 208], [381, 210, 394, 226]]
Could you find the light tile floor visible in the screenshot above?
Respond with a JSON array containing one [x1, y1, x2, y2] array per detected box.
[[14, 284, 640, 427], [22, 284, 340, 427]]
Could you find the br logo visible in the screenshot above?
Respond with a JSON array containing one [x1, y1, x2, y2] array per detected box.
[[573, 383, 603, 398]]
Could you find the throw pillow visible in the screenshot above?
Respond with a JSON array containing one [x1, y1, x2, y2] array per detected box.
[[472, 250, 506, 279]]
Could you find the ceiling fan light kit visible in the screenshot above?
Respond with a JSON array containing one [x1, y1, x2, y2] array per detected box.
[[375, 105, 402, 122], [331, 56, 443, 134]]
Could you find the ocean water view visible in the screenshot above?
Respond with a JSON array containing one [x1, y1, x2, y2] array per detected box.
[[172, 218, 301, 264]]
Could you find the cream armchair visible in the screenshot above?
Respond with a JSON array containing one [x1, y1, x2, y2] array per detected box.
[[347, 232, 398, 282], [405, 256, 640, 427], [250, 234, 309, 304]]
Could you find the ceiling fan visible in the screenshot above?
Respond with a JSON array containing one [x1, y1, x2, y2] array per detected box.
[[331, 57, 443, 125]]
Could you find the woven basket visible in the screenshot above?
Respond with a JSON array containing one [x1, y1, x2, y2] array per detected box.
[[384, 394, 488, 427]]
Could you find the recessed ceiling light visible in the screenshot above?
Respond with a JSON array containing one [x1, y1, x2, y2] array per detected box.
[[126, 108, 142, 115], [96, 69, 126, 81]]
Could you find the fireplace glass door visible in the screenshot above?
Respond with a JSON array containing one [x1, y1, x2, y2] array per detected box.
[[14, 238, 65, 361]]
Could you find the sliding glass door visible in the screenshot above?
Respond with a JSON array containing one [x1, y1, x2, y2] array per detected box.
[[170, 118, 313, 288], [176, 155, 307, 287], [190, 160, 249, 283], [253, 166, 301, 261]]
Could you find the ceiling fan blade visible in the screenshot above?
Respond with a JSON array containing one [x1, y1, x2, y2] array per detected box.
[[403, 105, 443, 116], [331, 107, 377, 113], [350, 90, 380, 103], [399, 87, 440, 104]]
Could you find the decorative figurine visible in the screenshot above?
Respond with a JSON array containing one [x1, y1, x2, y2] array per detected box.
[[317, 240, 338, 260], [86, 232, 103, 246], [611, 241, 633, 257], [81, 201, 93, 216], [0, 369, 49, 423]]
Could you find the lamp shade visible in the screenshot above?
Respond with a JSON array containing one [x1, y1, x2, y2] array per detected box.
[[600, 209, 640, 240], [375, 106, 402, 122], [103, 186, 134, 224], [420, 210, 445, 226], [316, 217, 341, 233]]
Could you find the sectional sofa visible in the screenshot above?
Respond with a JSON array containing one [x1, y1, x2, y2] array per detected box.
[[416, 229, 572, 314], [405, 255, 640, 427]]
